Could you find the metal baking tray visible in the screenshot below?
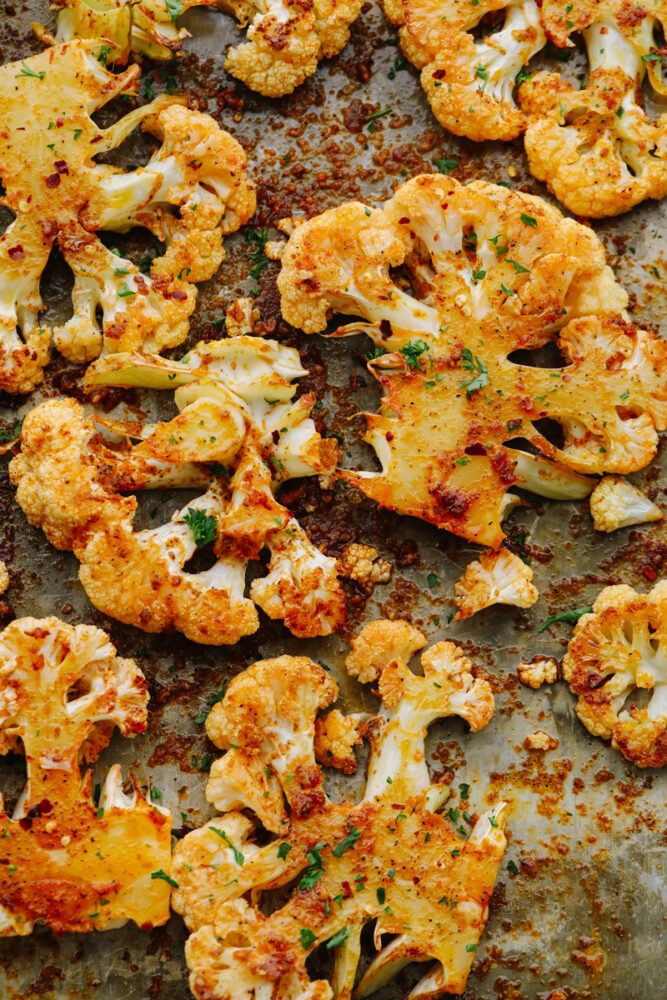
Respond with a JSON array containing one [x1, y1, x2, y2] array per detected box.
[[0, 1, 665, 997]]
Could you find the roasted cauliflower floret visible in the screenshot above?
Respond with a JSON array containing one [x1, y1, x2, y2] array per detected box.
[[521, 7, 667, 216], [589, 475, 663, 532], [0, 617, 171, 935], [314, 709, 363, 773], [517, 656, 559, 688], [454, 547, 538, 620], [10, 337, 345, 644], [54, 0, 364, 96], [336, 541, 392, 593], [562, 583, 667, 766], [278, 175, 667, 548], [0, 563, 8, 596], [0, 40, 254, 394], [172, 628, 506, 1000], [386, 0, 545, 141], [345, 618, 427, 683]]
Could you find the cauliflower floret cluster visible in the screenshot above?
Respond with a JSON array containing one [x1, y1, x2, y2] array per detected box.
[[171, 622, 506, 1000], [385, 0, 545, 142], [9, 336, 344, 644], [0, 39, 254, 395], [386, 0, 667, 216], [454, 547, 538, 619], [277, 174, 667, 548], [522, 2, 667, 217], [53, 0, 364, 97], [0, 617, 171, 935], [562, 583, 667, 767], [589, 474, 663, 532]]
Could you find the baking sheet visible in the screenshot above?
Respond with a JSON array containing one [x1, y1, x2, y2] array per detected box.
[[0, 1, 666, 996]]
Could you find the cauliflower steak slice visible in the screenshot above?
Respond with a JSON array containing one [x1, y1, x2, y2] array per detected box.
[[563, 583, 667, 767], [0, 39, 254, 394], [10, 336, 345, 643], [53, 0, 364, 97], [0, 617, 171, 935], [277, 175, 667, 548], [172, 621, 506, 1000]]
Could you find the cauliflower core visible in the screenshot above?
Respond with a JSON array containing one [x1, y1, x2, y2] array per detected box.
[[0, 39, 254, 394], [54, 0, 364, 97], [562, 583, 667, 766], [589, 475, 663, 532], [454, 547, 538, 619], [10, 336, 344, 644], [172, 622, 506, 1000], [277, 175, 667, 548], [0, 617, 171, 935]]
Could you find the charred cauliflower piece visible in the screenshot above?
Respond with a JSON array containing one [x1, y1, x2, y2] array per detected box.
[[454, 547, 538, 619], [562, 583, 667, 767], [172, 625, 506, 1000], [0, 40, 254, 394], [278, 175, 667, 548], [386, 0, 546, 141], [54, 0, 363, 96], [0, 617, 171, 934], [521, 2, 667, 216], [589, 475, 663, 532], [10, 337, 344, 644]]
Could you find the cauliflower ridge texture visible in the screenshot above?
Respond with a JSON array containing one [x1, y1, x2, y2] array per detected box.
[[172, 621, 506, 1000], [0, 617, 171, 935], [454, 547, 538, 619], [10, 336, 345, 644], [0, 39, 254, 394], [562, 583, 667, 767], [277, 175, 667, 548], [53, 0, 364, 97]]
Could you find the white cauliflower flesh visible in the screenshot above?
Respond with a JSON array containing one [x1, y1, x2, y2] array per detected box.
[[0, 617, 171, 935], [171, 628, 506, 1000], [277, 175, 664, 550], [589, 475, 663, 532], [11, 337, 344, 644], [454, 548, 538, 620], [0, 562, 8, 596], [53, 0, 365, 97], [0, 39, 254, 394], [563, 583, 667, 767]]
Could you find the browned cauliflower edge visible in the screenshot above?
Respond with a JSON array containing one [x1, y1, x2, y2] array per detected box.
[[0, 39, 254, 395], [10, 336, 345, 644], [52, 0, 364, 97], [0, 616, 171, 934], [171, 620, 506, 1000], [562, 582, 667, 767], [276, 175, 667, 549]]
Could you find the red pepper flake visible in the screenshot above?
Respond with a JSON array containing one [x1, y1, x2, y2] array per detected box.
[[53, 160, 68, 175], [433, 69, 447, 80], [56, 117, 64, 127], [341, 880, 353, 898], [8, 245, 24, 260], [643, 565, 657, 581], [45, 173, 60, 188], [391, 803, 406, 809], [398, 216, 409, 224], [385, 431, 394, 442], [171, 289, 187, 301], [379, 318, 392, 340]]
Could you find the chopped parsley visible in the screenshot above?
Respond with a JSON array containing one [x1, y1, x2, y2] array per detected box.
[[466, 943, 478, 953], [299, 927, 317, 949], [165, 0, 183, 21], [427, 572, 438, 588], [97, 45, 112, 66], [400, 338, 432, 372], [244, 228, 270, 280], [151, 869, 178, 887], [520, 213, 538, 228], [507, 859, 519, 875], [16, 61, 45, 81], [0, 417, 23, 444], [333, 825, 363, 857], [326, 926, 351, 949], [376, 887, 386, 904], [539, 605, 593, 632], [117, 282, 135, 298], [277, 842, 293, 860], [433, 157, 459, 175], [183, 508, 217, 547], [459, 348, 489, 397], [210, 827, 244, 865], [299, 843, 326, 890]]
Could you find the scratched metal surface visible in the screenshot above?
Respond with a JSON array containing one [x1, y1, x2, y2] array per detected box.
[[0, 0, 666, 997]]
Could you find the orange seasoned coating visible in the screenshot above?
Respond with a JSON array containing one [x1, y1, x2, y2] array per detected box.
[[563, 583, 667, 767], [0, 617, 171, 935], [172, 628, 505, 1000]]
